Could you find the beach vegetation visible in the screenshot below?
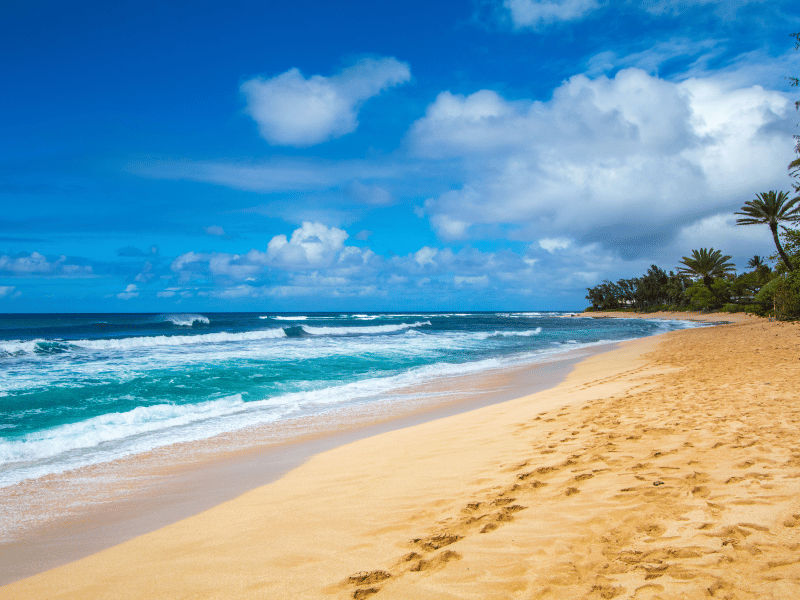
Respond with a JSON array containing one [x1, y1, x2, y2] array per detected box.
[[584, 266, 692, 311], [735, 191, 800, 271], [677, 248, 735, 294]]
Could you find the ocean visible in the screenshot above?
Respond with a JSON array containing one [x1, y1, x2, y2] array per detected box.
[[0, 311, 703, 492]]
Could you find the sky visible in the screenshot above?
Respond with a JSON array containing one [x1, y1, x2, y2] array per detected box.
[[2, 0, 799, 312]]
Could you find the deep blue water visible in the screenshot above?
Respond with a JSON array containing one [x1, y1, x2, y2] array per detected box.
[[0, 311, 701, 487]]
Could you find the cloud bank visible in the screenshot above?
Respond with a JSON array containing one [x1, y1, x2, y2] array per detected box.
[[0, 252, 93, 277], [410, 67, 792, 258]]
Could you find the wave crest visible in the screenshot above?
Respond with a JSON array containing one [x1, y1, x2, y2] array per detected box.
[[301, 321, 431, 336], [161, 313, 210, 327]]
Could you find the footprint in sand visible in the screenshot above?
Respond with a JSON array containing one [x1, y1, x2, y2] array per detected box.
[[409, 550, 461, 572], [414, 533, 462, 552], [347, 571, 392, 586]]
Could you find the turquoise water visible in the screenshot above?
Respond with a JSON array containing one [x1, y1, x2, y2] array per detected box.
[[0, 311, 701, 487]]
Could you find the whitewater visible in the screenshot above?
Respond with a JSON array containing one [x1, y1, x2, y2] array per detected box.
[[0, 311, 703, 488]]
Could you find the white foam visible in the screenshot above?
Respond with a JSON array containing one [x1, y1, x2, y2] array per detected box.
[[0, 339, 46, 356], [492, 327, 542, 337], [301, 321, 431, 336], [67, 329, 287, 351], [0, 395, 248, 464], [271, 316, 308, 321], [162, 313, 210, 327]]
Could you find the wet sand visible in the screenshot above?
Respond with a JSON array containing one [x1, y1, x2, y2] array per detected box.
[[5, 315, 800, 599]]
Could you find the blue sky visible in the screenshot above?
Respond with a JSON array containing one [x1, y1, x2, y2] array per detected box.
[[2, 0, 799, 312]]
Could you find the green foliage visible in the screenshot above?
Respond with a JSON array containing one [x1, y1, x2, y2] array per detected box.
[[585, 266, 691, 311], [742, 303, 767, 316], [754, 277, 780, 305], [773, 271, 800, 320], [677, 248, 735, 289], [685, 282, 717, 310], [751, 272, 800, 320]]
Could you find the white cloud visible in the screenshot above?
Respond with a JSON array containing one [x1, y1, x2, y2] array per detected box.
[[0, 252, 93, 277], [504, 0, 765, 27], [171, 251, 206, 271], [205, 225, 226, 237], [266, 221, 350, 268], [0, 252, 58, 274], [539, 237, 571, 252], [430, 213, 471, 240], [414, 246, 438, 266], [169, 223, 374, 289], [209, 254, 262, 280], [503, 0, 601, 27], [241, 57, 411, 147], [584, 38, 721, 78], [117, 284, 139, 300], [410, 68, 793, 254]]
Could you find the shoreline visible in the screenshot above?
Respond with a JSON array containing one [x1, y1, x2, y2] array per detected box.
[[0, 341, 612, 586], [7, 315, 800, 598]]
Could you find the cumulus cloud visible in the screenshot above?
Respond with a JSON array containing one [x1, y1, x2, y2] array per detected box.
[[241, 57, 411, 147], [170, 222, 374, 287], [117, 284, 138, 300], [160, 223, 644, 307], [266, 221, 350, 268], [539, 238, 572, 252], [503, 0, 601, 27], [0, 252, 93, 277], [410, 68, 793, 253], [414, 246, 438, 266]]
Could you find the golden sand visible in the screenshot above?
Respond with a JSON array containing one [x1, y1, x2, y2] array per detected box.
[[4, 315, 800, 599]]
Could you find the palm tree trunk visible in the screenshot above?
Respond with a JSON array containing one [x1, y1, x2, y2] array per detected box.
[[703, 275, 715, 296], [771, 224, 795, 272]]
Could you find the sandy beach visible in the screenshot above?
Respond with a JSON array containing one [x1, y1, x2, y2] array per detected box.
[[4, 313, 800, 599]]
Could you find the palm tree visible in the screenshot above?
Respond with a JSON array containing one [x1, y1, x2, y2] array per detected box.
[[678, 248, 735, 294], [747, 255, 766, 270], [735, 191, 800, 272]]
